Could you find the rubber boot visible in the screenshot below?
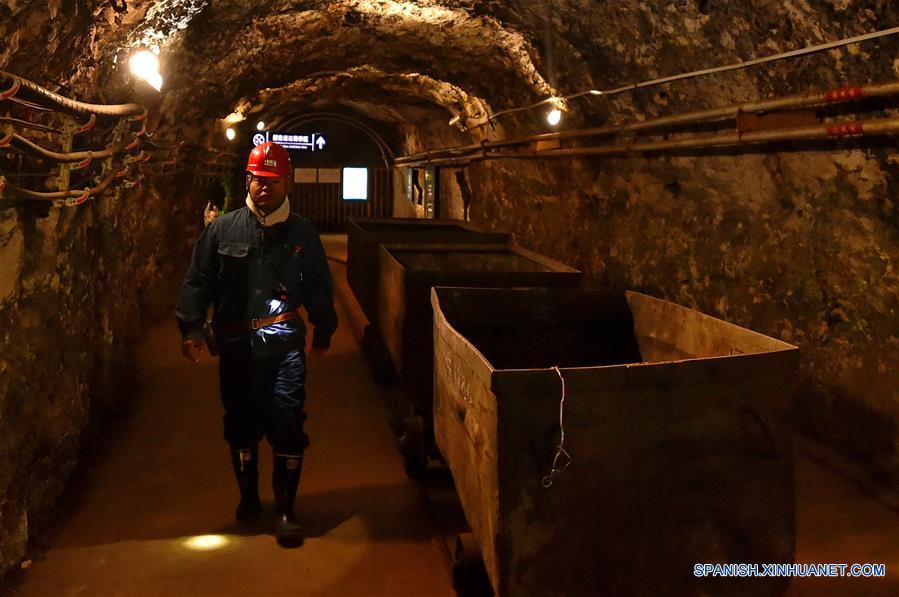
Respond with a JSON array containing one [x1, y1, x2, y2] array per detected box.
[[230, 446, 261, 522], [272, 454, 304, 546]]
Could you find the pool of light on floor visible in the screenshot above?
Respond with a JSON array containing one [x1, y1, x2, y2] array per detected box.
[[182, 534, 230, 551]]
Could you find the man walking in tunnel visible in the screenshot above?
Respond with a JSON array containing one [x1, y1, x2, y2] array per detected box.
[[175, 141, 338, 547]]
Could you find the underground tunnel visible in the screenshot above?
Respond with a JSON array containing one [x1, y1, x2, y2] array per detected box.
[[0, 0, 898, 595]]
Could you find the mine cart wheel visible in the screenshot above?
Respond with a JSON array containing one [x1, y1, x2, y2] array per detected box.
[[399, 416, 428, 478], [452, 534, 492, 596]]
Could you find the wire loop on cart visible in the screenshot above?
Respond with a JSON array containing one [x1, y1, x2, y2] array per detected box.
[[541, 366, 572, 488]]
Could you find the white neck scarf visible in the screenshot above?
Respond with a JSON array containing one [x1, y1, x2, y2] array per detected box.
[[245, 193, 291, 227]]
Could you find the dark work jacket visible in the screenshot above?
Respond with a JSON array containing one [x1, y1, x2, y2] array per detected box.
[[175, 206, 338, 358]]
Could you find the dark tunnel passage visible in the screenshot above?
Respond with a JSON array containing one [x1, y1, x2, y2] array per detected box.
[[1, 1, 899, 595]]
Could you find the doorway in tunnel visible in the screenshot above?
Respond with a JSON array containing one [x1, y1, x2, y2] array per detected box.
[[277, 116, 393, 232], [293, 167, 392, 233]]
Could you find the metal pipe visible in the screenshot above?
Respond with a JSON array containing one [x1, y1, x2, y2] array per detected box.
[[0, 168, 120, 201], [0, 117, 61, 134], [395, 80, 899, 166], [499, 118, 893, 158], [472, 24, 899, 130], [6, 97, 54, 112], [7, 132, 134, 162], [0, 71, 145, 117], [398, 116, 899, 168]]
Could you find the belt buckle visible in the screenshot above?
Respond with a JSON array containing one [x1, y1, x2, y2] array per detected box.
[[251, 317, 263, 330]]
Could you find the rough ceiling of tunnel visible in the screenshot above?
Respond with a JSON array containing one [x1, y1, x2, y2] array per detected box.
[[246, 66, 493, 134], [158, 0, 563, 138], [4, 0, 898, 147], [3, 0, 572, 145]]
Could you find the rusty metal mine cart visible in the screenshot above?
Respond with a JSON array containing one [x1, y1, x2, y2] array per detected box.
[[377, 244, 582, 477], [431, 286, 798, 596]]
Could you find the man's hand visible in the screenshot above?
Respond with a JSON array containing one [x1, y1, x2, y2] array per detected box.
[[182, 339, 206, 363], [311, 330, 331, 354]]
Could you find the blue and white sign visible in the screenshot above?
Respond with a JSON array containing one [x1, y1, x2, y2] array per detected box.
[[254, 131, 328, 151]]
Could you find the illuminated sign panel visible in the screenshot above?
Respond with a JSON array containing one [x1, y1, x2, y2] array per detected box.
[[342, 167, 368, 200], [253, 131, 327, 151]]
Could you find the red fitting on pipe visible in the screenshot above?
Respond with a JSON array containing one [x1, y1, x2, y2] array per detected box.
[[71, 189, 91, 205], [74, 154, 93, 170], [78, 114, 97, 133], [115, 168, 129, 178], [0, 177, 6, 193], [0, 78, 20, 100], [825, 86, 864, 102], [124, 138, 140, 151], [826, 122, 864, 136], [130, 109, 148, 122], [0, 130, 12, 147], [125, 150, 150, 164]]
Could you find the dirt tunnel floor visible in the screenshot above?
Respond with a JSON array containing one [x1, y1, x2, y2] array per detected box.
[[9, 239, 454, 597], [5, 234, 899, 596]]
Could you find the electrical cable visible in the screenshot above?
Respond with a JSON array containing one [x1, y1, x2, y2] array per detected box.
[[0, 117, 61, 134], [8, 132, 134, 162], [0, 167, 120, 200], [0, 71, 145, 117]]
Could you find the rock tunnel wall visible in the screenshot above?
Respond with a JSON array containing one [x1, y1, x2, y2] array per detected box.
[[0, 176, 205, 574]]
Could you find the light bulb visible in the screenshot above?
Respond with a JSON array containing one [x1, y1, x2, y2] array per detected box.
[[256, 121, 265, 131], [225, 128, 236, 141], [546, 108, 562, 126], [147, 71, 163, 91], [129, 50, 159, 81]]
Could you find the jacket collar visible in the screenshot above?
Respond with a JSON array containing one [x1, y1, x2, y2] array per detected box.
[[245, 193, 291, 227]]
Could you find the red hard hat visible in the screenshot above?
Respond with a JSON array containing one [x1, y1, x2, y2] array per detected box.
[[246, 141, 291, 177]]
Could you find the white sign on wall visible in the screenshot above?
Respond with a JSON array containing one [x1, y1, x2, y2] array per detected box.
[[318, 168, 341, 184], [294, 168, 317, 183]]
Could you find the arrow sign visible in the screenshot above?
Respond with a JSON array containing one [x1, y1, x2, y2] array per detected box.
[[268, 132, 326, 151]]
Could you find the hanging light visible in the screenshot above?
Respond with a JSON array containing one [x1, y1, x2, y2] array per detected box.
[[225, 128, 236, 141], [546, 108, 562, 126], [545, 97, 565, 126], [129, 49, 163, 92], [146, 71, 163, 92], [256, 121, 265, 131], [129, 50, 157, 79]]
